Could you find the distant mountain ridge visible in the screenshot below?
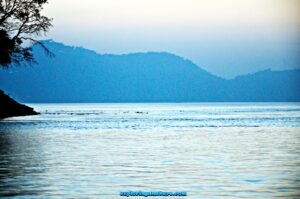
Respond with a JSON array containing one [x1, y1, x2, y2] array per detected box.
[[0, 40, 299, 102]]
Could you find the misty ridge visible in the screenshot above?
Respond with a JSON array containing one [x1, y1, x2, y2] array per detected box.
[[0, 40, 299, 103]]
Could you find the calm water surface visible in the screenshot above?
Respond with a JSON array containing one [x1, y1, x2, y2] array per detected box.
[[0, 103, 300, 198]]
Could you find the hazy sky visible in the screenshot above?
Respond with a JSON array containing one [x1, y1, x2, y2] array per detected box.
[[43, 0, 300, 78]]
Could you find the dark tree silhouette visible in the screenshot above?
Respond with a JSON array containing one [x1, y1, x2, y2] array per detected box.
[[0, 0, 52, 68]]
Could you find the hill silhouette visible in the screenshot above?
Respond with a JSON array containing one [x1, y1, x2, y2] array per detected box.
[[0, 90, 38, 119], [0, 40, 299, 102]]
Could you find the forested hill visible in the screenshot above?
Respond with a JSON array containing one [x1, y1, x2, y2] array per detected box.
[[0, 41, 299, 102]]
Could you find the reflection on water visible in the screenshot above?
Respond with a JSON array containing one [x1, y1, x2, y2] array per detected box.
[[0, 103, 300, 198]]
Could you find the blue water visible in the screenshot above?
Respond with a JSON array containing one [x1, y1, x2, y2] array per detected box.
[[0, 103, 300, 198]]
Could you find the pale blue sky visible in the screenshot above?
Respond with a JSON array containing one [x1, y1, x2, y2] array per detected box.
[[43, 0, 300, 78]]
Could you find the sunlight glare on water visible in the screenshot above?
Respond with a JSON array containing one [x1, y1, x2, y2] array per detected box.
[[0, 103, 299, 198]]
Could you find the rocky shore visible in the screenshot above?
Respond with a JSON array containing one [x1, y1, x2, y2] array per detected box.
[[0, 90, 39, 119]]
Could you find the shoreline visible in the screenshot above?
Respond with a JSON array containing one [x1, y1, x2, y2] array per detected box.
[[0, 90, 39, 119]]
